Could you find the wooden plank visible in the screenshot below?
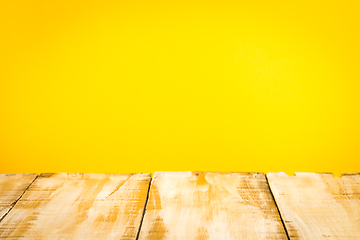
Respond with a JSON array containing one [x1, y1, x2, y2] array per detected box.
[[267, 172, 360, 239], [138, 171, 287, 239], [0, 173, 151, 239], [0, 173, 37, 222]]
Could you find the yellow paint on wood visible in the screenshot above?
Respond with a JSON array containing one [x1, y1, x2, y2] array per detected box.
[[0, 173, 151, 239], [139, 171, 287, 239], [267, 172, 360, 239]]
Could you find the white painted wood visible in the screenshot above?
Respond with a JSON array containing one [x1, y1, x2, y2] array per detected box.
[[0, 173, 151, 239], [0, 173, 37, 222], [267, 172, 360, 239], [138, 171, 287, 240]]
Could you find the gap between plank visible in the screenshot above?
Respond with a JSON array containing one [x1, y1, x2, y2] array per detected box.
[[265, 174, 290, 240], [0, 175, 38, 223], [136, 176, 153, 240]]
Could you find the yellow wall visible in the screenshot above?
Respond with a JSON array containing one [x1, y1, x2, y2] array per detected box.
[[1, 0, 359, 176]]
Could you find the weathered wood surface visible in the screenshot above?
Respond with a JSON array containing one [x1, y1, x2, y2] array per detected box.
[[267, 172, 360, 239], [138, 171, 287, 240], [0, 174, 37, 222], [0, 173, 151, 239]]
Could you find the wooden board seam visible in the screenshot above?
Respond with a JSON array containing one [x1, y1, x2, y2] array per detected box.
[[0, 174, 38, 223], [135, 176, 153, 240], [265, 174, 290, 240]]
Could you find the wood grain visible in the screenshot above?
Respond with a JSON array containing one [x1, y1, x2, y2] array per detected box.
[[267, 172, 360, 239], [138, 171, 287, 240], [0, 173, 151, 239], [0, 174, 37, 222]]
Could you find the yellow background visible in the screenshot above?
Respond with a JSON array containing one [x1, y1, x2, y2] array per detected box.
[[1, 0, 359, 176]]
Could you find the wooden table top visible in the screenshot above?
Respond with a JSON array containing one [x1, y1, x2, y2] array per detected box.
[[0, 172, 359, 239]]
